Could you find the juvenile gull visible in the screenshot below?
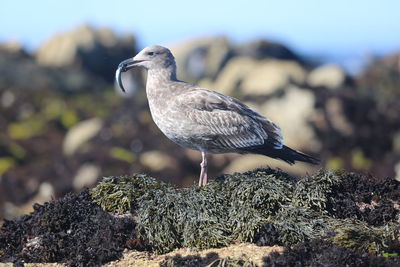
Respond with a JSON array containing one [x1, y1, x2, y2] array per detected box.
[[116, 45, 319, 186]]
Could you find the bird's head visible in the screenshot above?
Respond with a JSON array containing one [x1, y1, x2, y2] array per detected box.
[[116, 45, 176, 92]]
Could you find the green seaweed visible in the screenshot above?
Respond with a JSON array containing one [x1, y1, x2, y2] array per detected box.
[[88, 168, 400, 255], [292, 169, 341, 212], [90, 174, 170, 213]]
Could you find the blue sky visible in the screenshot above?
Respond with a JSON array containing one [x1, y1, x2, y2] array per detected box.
[[1, 0, 400, 69]]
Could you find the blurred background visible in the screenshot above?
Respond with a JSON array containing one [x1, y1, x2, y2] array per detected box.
[[0, 0, 400, 220]]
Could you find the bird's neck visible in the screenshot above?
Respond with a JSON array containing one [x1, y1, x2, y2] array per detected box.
[[148, 65, 177, 82], [146, 66, 177, 97]]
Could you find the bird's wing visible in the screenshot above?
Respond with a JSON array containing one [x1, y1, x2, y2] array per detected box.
[[174, 88, 283, 150]]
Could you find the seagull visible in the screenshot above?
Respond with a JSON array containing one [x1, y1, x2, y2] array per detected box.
[[116, 45, 319, 186]]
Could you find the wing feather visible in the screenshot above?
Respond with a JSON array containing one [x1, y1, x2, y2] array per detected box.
[[174, 88, 283, 151]]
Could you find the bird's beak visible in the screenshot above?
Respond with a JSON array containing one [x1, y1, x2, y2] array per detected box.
[[115, 57, 145, 92]]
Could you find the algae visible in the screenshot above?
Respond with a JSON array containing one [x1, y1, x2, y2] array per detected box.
[[1, 168, 399, 265]]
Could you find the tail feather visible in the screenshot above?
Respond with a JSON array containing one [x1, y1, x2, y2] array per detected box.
[[242, 145, 320, 165], [277, 145, 320, 165]]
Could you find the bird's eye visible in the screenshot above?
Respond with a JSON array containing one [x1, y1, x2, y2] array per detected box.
[[147, 52, 155, 56]]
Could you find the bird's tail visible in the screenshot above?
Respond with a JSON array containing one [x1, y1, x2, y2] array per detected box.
[[244, 145, 319, 165], [271, 145, 320, 165]]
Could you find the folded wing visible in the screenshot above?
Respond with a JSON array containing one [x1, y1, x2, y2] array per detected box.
[[175, 88, 283, 151]]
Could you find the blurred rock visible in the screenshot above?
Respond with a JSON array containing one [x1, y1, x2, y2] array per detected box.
[[212, 57, 306, 96], [63, 118, 103, 156], [241, 59, 306, 95], [0, 45, 109, 92], [395, 162, 400, 182], [259, 86, 320, 151], [212, 57, 256, 95], [325, 97, 354, 136], [223, 154, 318, 177], [0, 41, 27, 56], [171, 36, 231, 82], [308, 64, 346, 89], [36, 24, 137, 82], [212, 57, 306, 97], [73, 164, 101, 190], [356, 53, 400, 108], [139, 150, 178, 172], [235, 39, 304, 62]]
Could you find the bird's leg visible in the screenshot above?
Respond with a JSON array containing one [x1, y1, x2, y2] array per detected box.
[[199, 152, 208, 186]]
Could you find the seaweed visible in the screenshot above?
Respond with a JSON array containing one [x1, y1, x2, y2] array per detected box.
[[89, 173, 171, 213], [0, 189, 136, 266], [292, 169, 342, 212], [1, 168, 399, 265], [263, 239, 400, 267], [134, 169, 295, 253], [160, 253, 257, 267], [329, 172, 400, 226]]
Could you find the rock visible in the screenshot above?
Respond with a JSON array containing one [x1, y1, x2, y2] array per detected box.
[[223, 154, 318, 177], [171, 36, 231, 82], [259, 86, 320, 151], [63, 118, 103, 156], [325, 97, 354, 136], [393, 132, 400, 153], [241, 59, 306, 95], [0, 41, 27, 55], [212, 57, 306, 96], [139, 150, 178, 172], [395, 162, 400, 182], [0, 45, 110, 92], [235, 39, 304, 62], [73, 164, 101, 190], [35, 24, 137, 82], [307, 64, 346, 89], [212, 57, 256, 95]]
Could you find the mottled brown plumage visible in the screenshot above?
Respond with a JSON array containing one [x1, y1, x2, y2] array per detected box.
[[117, 45, 319, 186]]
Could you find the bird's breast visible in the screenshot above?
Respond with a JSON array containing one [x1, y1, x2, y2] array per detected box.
[[147, 99, 211, 151]]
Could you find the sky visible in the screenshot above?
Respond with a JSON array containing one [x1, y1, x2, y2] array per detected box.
[[1, 0, 400, 71]]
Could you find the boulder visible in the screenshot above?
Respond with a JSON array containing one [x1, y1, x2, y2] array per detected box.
[[35, 25, 137, 82], [170, 36, 232, 82], [212, 57, 306, 96], [259, 86, 320, 151], [241, 59, 306, 95], [0, 42, 110, 92], [325, 97, 354, 136], [211, 57, 256, 95], [307, 64, 346, 89], [235, 39, 304, 63]]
